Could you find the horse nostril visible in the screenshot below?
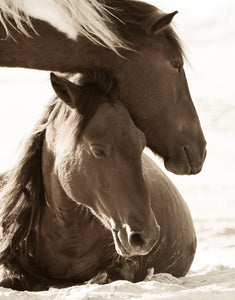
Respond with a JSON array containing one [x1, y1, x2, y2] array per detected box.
[[129, 232, 144, 248]]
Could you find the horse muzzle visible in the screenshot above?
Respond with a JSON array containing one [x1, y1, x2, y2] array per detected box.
[[112, 223, 160, 257], [164, 143, 207, 175]]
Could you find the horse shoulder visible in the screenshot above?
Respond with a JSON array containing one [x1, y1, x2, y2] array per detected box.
[[142, 153, 192, 224], [142, 153, 196, 277]]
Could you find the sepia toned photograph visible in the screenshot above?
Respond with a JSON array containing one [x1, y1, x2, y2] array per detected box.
[[0, 0, 234, 298]]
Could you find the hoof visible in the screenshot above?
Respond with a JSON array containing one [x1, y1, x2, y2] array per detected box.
[[85, 271, 112, 285]]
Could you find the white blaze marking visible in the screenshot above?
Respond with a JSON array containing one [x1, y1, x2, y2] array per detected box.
[[22, 0, 77, 39]]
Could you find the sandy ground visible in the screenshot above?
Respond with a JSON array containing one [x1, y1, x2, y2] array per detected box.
[[0, 0, 235, 298]]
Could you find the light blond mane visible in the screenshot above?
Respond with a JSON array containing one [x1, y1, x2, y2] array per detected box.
[[0, 0, 126, 51]]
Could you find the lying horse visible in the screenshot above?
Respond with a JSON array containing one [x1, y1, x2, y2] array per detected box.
[[0, 0, 206, 175], [0, 70, 196, 291]]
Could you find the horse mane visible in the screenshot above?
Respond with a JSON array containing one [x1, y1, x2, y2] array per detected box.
[[0, 69, 118, 288], [0, 0, 183, 55], [108, 0, 184, 55], [0, 0, 125, 51], [0, 97, 58, 288]]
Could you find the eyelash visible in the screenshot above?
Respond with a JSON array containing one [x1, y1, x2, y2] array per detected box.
[[91, 145, 108, 159], [94, 148, 106, 158]]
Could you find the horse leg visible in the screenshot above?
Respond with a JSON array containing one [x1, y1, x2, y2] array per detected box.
[[0, 270, 25, 291], [86, 256, 147, 284]]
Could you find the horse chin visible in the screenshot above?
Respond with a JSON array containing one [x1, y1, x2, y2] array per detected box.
[[164, 157, 193, 175], [164, 146, 206, 175]]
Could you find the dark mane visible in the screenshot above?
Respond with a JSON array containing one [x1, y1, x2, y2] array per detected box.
[[0, 99, 55, 288], [0, 69, 118, 288], [108, 0, 184, 56]]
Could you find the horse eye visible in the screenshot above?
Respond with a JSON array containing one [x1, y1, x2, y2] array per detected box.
[[171, 61, 182, 70], [91, 146, 106, 159]]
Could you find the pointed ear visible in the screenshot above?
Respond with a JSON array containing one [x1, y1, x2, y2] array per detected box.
[[151, 11, 178, 34], [50, 73, 82, 108]]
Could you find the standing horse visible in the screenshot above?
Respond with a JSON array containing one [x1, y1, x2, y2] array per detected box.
[[0, 0, 206, 175], [0, 70, 196, 291]]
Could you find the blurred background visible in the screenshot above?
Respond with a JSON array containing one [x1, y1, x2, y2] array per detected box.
[[0, 0, 234, 274]]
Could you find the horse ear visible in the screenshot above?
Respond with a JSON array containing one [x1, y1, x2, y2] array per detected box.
[[151, 11, 178, 34], [50, 73, 82, 108]]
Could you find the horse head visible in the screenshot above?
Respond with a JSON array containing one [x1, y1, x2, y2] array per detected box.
[[105, 6, 207, 175], [49, 71, 160, 256]]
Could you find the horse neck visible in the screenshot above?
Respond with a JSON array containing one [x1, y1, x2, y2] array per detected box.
[[0, 17, 116, 71], [41, 113, 93, 230]]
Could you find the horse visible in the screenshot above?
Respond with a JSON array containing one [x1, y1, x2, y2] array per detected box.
[[0, 0, 207, 175], [0, 69, 196, 291]]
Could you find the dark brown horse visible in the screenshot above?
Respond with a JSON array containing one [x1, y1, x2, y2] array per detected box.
[[0, 0, 206, 175], [0, 70, 196, 291]]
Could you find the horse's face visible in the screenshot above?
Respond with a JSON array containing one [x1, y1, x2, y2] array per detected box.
[[53, 96, 160, 257], [106, 16, 206, 175], [81, 102, 160, 256]]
